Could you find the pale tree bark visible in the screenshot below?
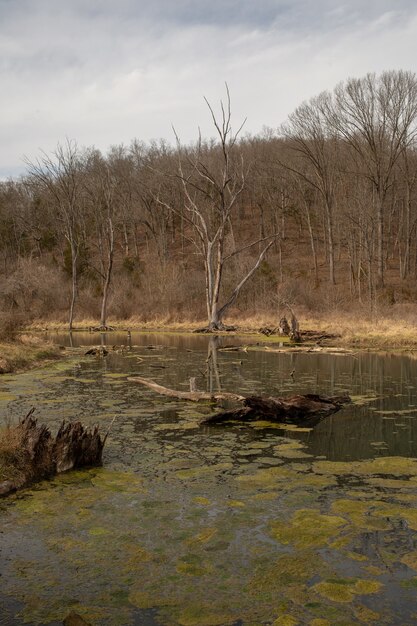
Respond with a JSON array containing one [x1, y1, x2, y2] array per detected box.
[[156, 86, 276, 330]]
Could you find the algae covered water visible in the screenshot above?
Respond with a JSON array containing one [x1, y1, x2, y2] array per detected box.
[[1, 333, 417, 625]]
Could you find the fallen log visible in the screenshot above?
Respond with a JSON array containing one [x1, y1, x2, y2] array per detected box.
[[128, 376, 245, 402], [201, 394, 351, 426], [128, 376, 350, 426], [0, 408, 108, 497]]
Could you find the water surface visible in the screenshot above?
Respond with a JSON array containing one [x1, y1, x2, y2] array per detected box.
[[1, 333, 417, 625]]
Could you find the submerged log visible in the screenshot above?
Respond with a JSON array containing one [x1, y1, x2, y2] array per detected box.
[[201, 394, 351, 426]]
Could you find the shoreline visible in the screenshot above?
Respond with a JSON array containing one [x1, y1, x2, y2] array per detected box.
[[26, 314, 417, 351], [1, 311, 417, 377]]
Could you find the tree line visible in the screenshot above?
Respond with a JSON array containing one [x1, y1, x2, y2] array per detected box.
[[1, 70, 417, 329]]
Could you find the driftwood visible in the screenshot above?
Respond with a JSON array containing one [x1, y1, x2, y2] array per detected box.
[[0, 409, 108, 497], [128, 376, 350, 427], [201, 394, 351, 426], [128, 376, 245, 402]]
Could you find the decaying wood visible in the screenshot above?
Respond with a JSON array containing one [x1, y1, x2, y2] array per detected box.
[[22, 409, 106, 475], [54, 420, 106, 473], [128, 376, 350, 426], [128, 376, 245, 402], [85, 346, 108, 356], [259, 326, 277, 336], [0, 409, 107, 497], [278, 317, 290, 335], [201, 394, 351, 426]]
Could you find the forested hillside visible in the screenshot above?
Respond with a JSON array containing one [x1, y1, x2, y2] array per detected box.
[[1, 70, 417, 329]]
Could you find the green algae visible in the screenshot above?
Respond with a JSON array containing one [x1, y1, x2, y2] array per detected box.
[[350, 395, 379, 406], [271, 510, 346, 548], [193, 496, 211, 506], [313, 579, 383, 603], [273, 615, 299, 626], [3, 341, 417, 626], [103, 373, 129, 379], [175, 462, 233, 479], [313, 456, 417, 477], [401, 552, 417, 571], [0, 391, 17, 402], [176, 557, 211, 577], [274, 441, 313, 459], [91, 469, 146, 493], [331, 499, 391, 531], [237, 465, 336, 492], [353, 605, 381, 623], [186, 527, 217, 545]]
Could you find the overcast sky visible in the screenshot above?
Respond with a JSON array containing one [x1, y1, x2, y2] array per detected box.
[[1, 0, 417, 178]]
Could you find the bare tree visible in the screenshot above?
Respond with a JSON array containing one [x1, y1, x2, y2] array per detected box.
[[157, 87, 275, 330], [326, 70, 417, 287], [281, 92, 339, 285], [25, 140, 86, 330]]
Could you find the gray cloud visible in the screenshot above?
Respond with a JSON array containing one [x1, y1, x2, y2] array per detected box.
[[1, 0, 417, 177]]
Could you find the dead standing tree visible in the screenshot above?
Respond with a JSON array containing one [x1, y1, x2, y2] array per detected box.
[[158, 88, 274, 331]]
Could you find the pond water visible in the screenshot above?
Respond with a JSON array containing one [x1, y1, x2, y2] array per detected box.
[[1, 332, 417, 625]]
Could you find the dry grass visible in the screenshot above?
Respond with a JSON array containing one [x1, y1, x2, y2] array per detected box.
[[0, 422, 28, 484], [300, 311, 417, 349], [0, 334, 61, 374], [26, 304, 417, 350]]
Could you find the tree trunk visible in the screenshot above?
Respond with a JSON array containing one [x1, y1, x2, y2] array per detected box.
[[69, 238, 78, 331], [377, 195, 384, 287], [100, 218, 114, 329], [304, 198, 319, 286]]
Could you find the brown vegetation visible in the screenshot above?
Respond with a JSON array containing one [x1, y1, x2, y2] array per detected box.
[[0, 409, 107, 497], [1, 70, 417, 334], [0, 329, 61, 374]]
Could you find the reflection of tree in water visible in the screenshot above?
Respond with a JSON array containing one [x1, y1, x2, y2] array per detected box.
[[206, 336, 221, 394]]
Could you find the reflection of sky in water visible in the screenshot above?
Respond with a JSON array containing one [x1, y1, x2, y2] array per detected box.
[[1, 334, 417, 624]]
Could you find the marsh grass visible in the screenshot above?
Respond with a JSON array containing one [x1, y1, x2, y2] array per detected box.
[[0, 334, 61, 374], [0, 421, 29, 484], [27, 307, 417, 349]]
